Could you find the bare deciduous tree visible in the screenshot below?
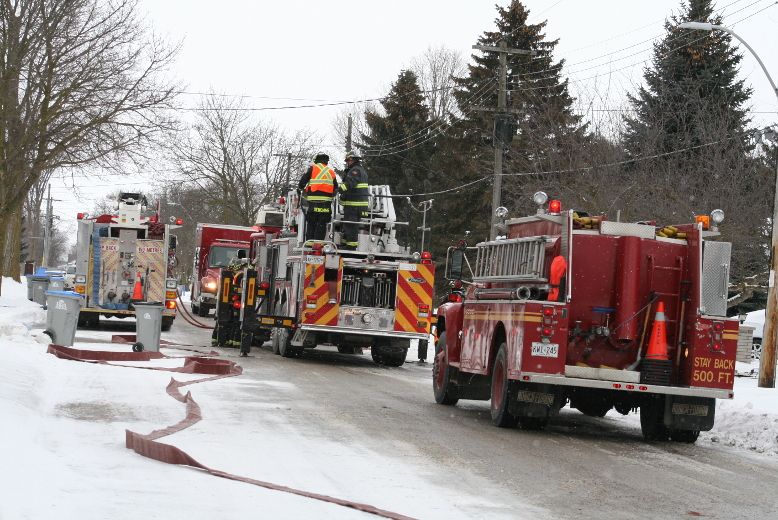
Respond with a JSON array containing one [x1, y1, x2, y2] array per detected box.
[[411, 45, 465, 122], [169, 95, 316, 227], [0, 0, 178, 293]]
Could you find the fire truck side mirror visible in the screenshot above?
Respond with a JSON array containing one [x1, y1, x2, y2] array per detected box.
[[446, 248, 465, 281]]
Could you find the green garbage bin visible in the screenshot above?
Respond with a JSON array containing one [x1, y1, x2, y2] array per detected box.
[[133, 302, 164, 353], [44, 290, 84, 346]]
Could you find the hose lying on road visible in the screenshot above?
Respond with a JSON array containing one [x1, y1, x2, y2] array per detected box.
[[176, 291, 214, 330], [46, 343, 415, 520]]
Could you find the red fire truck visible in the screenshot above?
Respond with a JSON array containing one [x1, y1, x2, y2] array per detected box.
[[434, 193, 739, 442], [190, 223, 257, 317], [73, 193, 181, 330], [225, 187, 435, 364]]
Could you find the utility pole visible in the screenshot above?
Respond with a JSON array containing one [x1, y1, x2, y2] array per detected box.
[[760, 128, 778, 388], [346, 115, 353, 152], [42, 184, 52, 268], [472, 41, 535, 240]]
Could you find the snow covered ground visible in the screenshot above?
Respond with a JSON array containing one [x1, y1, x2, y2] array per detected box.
[[1, 276, 777, 519]]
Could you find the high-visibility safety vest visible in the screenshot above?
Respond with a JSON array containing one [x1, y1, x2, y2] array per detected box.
[[306, 163, 336, 195], [547, 255, 567, 302]]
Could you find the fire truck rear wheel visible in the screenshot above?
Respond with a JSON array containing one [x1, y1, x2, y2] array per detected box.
[[669, 429, 700, 443], [371, 347, 406, 367], [433, 334, 458, 406], [640, 396, 670, 441], [161, 317, 173, 332], [277, 328, 298, 358], [197, 303, 209, 318], [490, 343, 518, 428]]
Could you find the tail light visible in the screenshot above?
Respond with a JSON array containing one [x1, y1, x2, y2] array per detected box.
[[421, 251, 433, 265], [710, 320, 725, 354], [542, 326, 553, 338], [448, 293, 463, 303], [306, 296, 318, 309], [259, 281, 270, 290], [418, 304, 430, 318], [165, 300, 177, 310]]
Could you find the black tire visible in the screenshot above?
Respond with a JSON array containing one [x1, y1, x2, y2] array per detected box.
[[132, 342, 144, 352], [575, 402, 612, 418], [42, 329, 55, 343], [337, 346, 364, 355], [490, 343, 518, 428], [432, 334, 458, 405], [670, 429, 700, 443], [161, 316, 174, 332], [191, 302, 199, 315], [640, 397, 670, 441], [197, 303, 209, 318], [518, 416, 549, 430], [277, 328, 297, 358], [372, 346, 406, 367]]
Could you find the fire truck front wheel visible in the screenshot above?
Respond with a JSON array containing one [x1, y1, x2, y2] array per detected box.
[[490, 343, 519, 428], [371, 345, 407, 367], [433, 334, 458, 406]]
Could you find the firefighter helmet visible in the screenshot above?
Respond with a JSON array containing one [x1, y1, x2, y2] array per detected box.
[[313, 152, 329, 164], [345, 150, 361, 161]]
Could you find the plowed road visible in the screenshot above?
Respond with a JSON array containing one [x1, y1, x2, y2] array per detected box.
[[158, 317, 778, 520]]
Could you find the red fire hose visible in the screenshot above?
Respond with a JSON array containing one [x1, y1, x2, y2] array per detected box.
[[176, 291, 214, 330], [47, 344, 415, 520]]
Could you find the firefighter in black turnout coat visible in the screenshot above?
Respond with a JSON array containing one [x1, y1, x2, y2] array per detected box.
[[339, 151, 369, 249]]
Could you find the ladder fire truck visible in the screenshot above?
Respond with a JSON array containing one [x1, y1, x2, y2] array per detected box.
[[220, 186, 435, 365], [434, 192, 739, 442], [73, 193, 181, 330]]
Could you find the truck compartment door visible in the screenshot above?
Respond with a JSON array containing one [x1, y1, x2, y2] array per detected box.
[[394, 262, 434, 334]]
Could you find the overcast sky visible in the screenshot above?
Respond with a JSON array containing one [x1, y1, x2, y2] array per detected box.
[[50, 0, 778, 239]]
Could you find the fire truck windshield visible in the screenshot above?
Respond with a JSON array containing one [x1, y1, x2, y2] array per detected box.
[[209, 246, 245, 267]]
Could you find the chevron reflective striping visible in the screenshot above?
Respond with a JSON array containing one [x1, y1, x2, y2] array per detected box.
[[394, 264, 434, 333], [302, 258, 340, 326]]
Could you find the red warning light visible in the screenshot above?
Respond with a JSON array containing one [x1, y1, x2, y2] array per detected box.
[[549, 200, 562, 214]]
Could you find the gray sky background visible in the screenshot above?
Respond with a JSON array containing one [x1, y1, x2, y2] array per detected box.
[[50, 0, 778, 239]]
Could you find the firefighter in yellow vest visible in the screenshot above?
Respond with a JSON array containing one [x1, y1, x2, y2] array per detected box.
[[298, 152, 338, 241]]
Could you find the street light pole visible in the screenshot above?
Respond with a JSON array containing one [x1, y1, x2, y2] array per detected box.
[[679, 21, 778, 388]]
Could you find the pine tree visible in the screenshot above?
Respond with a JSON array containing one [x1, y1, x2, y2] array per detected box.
[[446, 1, 587, 235], [360, 70, 434, 249], [622, 0, 764, 280]]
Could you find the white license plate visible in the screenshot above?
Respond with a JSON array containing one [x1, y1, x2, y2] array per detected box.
[[531, 342, 559, 358], [516, 390, 555, 406], [671, 403, 709, 416]]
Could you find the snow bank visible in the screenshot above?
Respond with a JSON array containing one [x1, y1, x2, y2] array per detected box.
[[0, 277, 46, 342], [743, 309, 765, 339], [708, 377, 778, 455]]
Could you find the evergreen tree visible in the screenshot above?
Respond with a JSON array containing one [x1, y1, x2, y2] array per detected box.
[[360, 70, 435, 249], [444, 1, 588, 239], [622, 0, 765, 280]]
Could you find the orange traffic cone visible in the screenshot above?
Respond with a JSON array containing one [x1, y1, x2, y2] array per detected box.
[[131, 273, 144, 301], [645, 301, 669, 361]]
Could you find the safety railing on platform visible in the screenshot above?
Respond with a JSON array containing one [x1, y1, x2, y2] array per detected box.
[[473, 237, 548, 283]]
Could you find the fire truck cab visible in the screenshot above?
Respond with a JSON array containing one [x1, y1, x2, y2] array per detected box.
[[434, 193, 739, 442], [232, 186, 435, 365]]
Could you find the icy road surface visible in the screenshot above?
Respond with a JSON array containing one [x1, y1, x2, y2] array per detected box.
[[2, 277, 777, 520]]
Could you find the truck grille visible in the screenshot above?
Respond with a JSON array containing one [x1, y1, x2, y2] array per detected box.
[[340, 271, 396, 309]]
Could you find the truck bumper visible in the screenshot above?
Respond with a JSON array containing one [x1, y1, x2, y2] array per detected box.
[[300, 324, 428, 342], [519, 372, 733, 400], [81, 307, 177, 318]]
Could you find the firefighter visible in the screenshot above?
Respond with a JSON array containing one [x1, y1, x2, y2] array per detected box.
[[339, 150, 369, 250], [298, 152, 337, 242]]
